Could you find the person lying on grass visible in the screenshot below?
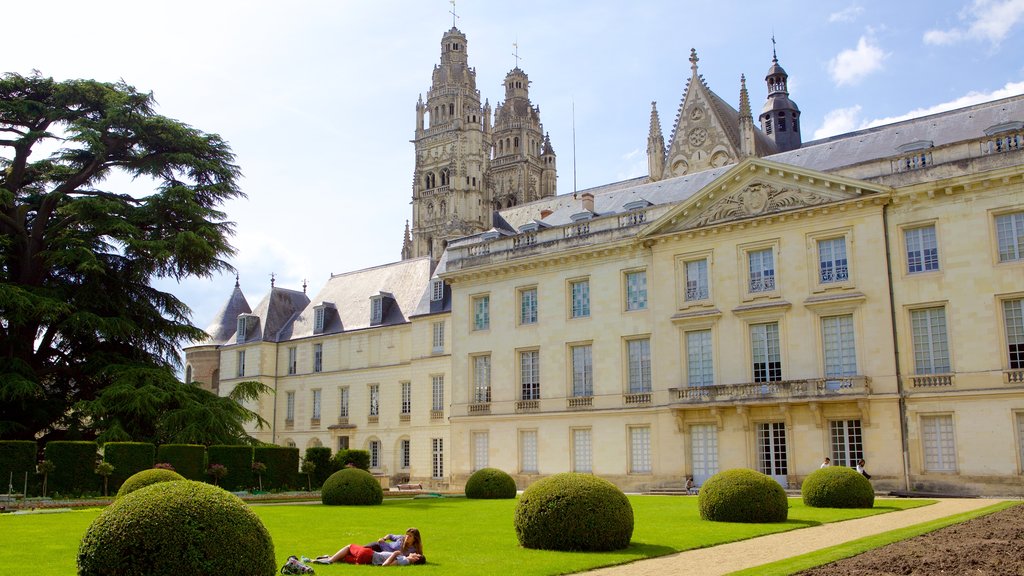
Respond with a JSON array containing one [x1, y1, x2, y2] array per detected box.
[[365, 527, 423, 555], [313, 544, 425, 566]]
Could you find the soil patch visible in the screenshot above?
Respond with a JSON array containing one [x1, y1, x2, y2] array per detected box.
[[795, 503, 1024, 576]]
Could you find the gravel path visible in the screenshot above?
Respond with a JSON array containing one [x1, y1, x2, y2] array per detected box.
[[583, 498, 1004, 576]]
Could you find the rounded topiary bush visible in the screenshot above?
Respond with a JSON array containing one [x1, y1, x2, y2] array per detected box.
[[801, 466, 875, 508], [116, 468, 185, 498], [465, 467, 517, 499], [78, 480, 275, 576], [698, 468, 788, 523], [321, 467, 383, 505], [514, 473, 633, 551]]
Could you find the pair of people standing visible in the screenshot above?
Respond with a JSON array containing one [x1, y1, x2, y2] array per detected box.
[[315, 527, 425, 566], [820, 456, 871, 480]]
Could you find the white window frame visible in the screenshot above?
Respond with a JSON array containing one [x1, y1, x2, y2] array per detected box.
[[431, 375, 445, 412], [368, 383, 380, 416], [313, 306, 326, 333], [519, 430, 538, 474], [817, 236, 849, 284], [995, 211, 1023, 263], [829, 419, 863, 468], [400, 438, 411, 469], [910, 306, 950, 374], [430, 279, 444, 302], [686, 329, 714, 387], [520, 349, 540, 400], [570, 279, 590, 318], [472, 431, 489, 471], [627, 338, 651, 393], [236, 350, 245, 378], [519, 286, 538, 325], [751, 322, 782, 383], [370, 296, 384, 325], [312, 389, 322, 420], [432, 321, 445, 354], [822, 314, 857, 377], [236, 316, 248, 343], [756, 421, 788, 477], [287, 346, 297, 375], [748, 247, 776, 293], [473, 354, 491, 403], [690, 423, 719, 483], [921, 414, 956, 472], [285, 391, 295, 422], [472, 294, 490, 331], [1004, 298, 1024, 370], [431, 438, 444, 479], [629, 426, 652, 474], [339, 386, 349, 418], [400, 381, 411, 415], [685, 258, 710, 302], [572, 428, 592, 473], [313, 343, 323, 373], [570, 344, 593, 397], [625, 270, 647, 311], [368, 439, 381, 469], [905, 224, 940, 273]]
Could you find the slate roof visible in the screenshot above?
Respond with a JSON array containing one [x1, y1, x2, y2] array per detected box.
[[199, 283, 251, 346]]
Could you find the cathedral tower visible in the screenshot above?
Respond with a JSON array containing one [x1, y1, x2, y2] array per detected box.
[[489, 67, 556, 208], [410, 27, 492, 260], [759, 43, 801, 153]]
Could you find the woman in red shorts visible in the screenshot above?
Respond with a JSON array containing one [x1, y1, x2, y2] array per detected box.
[[314, 543, 425, 566]]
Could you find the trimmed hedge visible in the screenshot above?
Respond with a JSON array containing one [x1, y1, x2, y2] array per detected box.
[[79, 480, 276, 576], [0, 440, 37, 495], [304, 446, 333, 489], [44, 441, 98, 496], [157, 444, 206, 481], [514, 473, 633, 551], [331, 449, 370, 471], [117, 468, 186, 498], [801, 466, 875, 508], [321, 468, 383, 505], [465, 467, 517, 499], [698, 468, 789, 523], [207, 445, 253, 491], [253, 446, 299, 491], [103, 442, 155, 494]]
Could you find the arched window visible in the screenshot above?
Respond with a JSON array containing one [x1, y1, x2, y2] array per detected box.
[[184, 365, 192, 384], [514, 137, 519, 149], [368, 439, 381, 468], [440, 168, 449, 186], [498, 140, 504, 153], [449, 103, 455, 116]]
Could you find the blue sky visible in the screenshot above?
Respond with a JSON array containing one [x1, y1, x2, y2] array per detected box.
[[7, 0, 1024, 355]]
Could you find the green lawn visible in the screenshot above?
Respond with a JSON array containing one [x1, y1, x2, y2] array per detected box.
[[1, 496, 931, 575]]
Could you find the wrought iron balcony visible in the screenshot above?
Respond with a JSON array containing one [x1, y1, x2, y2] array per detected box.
[[670, 376, 871, 405]]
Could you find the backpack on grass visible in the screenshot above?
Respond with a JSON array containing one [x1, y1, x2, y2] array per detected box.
[[281, 556, 315, 575]]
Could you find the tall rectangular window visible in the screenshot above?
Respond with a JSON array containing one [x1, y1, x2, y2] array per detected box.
[[905, 225, 939, 273], [339, 386, 349, 418], [431, 375, 444, 411], [690, 424, 719, 483], [571, 280, 590, 318], [629, 426, 652, 473], [573, 429, 592, 473], [287, 346, 297, 375], [473, 431, 489, 471], [369, 440, 380, 469], [687, 329, 714, 386], [431, 438, 444, 479], [473, 295, 490, 330], [473, 355, 491, 403], [1004, 299, 1024, 369], [571, 344, 593, 397], [911, 307, 950, 374], [627, 338, 651, 393], [829, 419, 863, 467], [236, 350, 245, 377], [685, 259, 709, 301], [757, 422, 788, 476], [996, 212, 1023, 262], [370, 297, 383, 324], [822, 315, 857, 377], [313, 306, 326, 333], [430, 279, 444, 301], [818, 237, 849, 283], [921, 415, 956, 472], [400, 381, 411, 415], [625, 271, 647, 311], [520, 430, 538, 473], [520, 350, 540, 400], [286, 391, 295, 422], [236, 316, 247, 343], [748, 248, 776, 292], [751, 322, 782, 382], [312, 389, 322, 420], [520, 287, 538, 325], [368, 384, 380, 416], [313, 343, 323, 373], [432, 321, 445, 354], [400, 439, 411, 469]]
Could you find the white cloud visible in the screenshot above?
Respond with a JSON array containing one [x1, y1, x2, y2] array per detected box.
[[828, 5, 863, 23], [827, 36, 888, 86], [924, 0, 1024, 45], [814, 81, 1024, 139], [813, 105, 863, 139], [618, 148, 648, 180]]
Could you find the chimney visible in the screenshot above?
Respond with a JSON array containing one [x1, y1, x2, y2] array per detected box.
[[540, 209, 553, 219], [581, 192, 594, 213]]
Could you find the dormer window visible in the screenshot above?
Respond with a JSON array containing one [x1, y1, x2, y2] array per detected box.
[[623, 199, 651, 211], [312, 302, 335, 334], [431, 279, 444, 302], [570, 212, 593, 222], [236, 314, 256, 343]]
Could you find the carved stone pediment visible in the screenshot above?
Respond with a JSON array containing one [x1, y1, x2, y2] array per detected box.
[[684, 182, 841, 229]]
